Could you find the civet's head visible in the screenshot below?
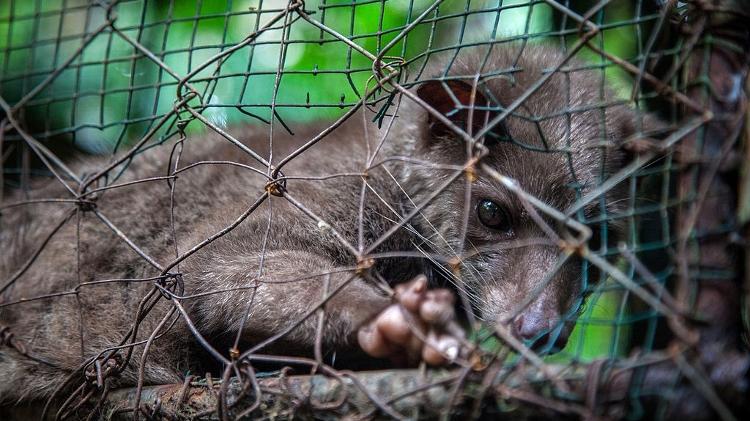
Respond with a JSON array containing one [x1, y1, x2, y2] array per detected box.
[[396, 45, 650, 350]]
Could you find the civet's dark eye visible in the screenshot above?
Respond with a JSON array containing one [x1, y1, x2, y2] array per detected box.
[[477, 199, 513, 233]]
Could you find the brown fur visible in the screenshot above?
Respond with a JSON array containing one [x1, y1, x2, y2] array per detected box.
[[0, 44, 646, 403]]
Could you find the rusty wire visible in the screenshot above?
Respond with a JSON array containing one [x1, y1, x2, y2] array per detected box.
[[0, 0, 748, 419]]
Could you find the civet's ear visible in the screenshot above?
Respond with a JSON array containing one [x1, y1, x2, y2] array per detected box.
[[416, 79, 504, 144]]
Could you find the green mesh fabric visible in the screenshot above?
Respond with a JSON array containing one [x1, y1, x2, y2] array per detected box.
[[0, 1, 747, 419]]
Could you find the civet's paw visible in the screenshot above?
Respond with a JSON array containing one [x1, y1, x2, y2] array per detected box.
[[357, 275, 466, 366]]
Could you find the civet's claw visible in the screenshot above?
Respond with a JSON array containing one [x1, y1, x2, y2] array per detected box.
[[422, 331, 461, 366], [358, 275, 466, 366]]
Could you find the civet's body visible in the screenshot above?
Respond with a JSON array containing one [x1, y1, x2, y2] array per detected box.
[[0, 45, 642, 402]]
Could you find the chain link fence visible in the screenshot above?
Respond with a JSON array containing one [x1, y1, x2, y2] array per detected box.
[[1, 0, 748, 419]]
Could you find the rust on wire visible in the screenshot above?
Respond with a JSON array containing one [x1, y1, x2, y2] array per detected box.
[[0, 0, 748, 419]]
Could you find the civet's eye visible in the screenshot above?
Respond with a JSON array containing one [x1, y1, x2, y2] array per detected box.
[[477, 199, 513, 233]]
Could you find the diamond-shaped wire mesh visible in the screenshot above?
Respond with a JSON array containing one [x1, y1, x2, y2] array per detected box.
[[0, 0, 748, 419]]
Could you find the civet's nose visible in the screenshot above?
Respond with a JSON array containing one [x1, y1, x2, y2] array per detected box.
[[512, 314, 541, 341], [511, 314, 570, 350]]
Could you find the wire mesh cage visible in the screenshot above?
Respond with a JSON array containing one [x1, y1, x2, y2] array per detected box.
[[0, 0, 748, 419]]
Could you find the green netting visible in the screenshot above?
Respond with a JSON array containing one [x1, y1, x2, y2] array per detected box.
[[0, 0, 747, 419]]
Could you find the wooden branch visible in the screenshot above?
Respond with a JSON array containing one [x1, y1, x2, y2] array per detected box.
[[85, 353, 747, 420]]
